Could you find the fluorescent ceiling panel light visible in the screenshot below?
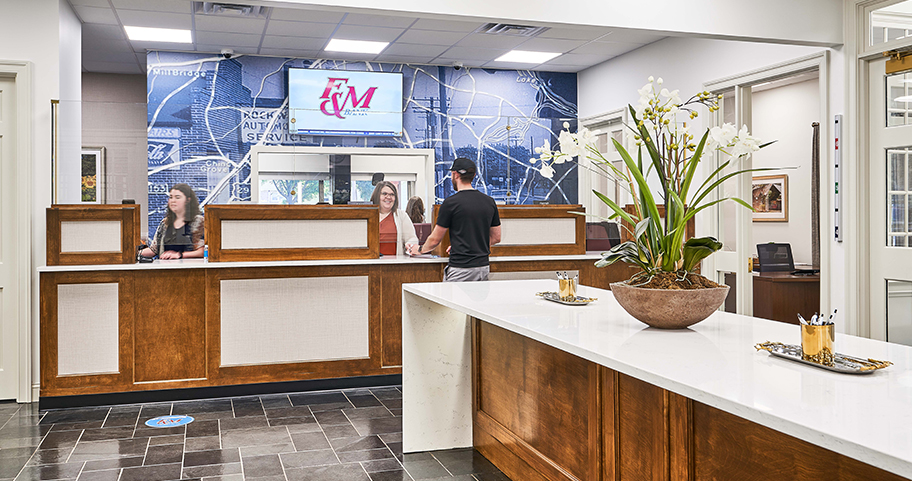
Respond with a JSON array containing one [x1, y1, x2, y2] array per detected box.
[[124, 26, 192, 43], [895, 95, 912, 102], [495, 50, 560, 64], [325, 38, 388, 54]]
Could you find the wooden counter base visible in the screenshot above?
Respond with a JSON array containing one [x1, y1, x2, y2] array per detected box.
[[472, 320, 906, 481], [40, 257, 632, 400]]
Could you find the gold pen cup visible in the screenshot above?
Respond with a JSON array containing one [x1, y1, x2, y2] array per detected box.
[[558, 277, 577, 301], [801, 324, 835, 365]]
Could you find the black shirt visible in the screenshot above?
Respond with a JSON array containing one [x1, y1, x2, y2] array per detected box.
[[436, 189, 501, 268]]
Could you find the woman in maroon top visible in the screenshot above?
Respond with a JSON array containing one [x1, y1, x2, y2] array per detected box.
[[371, 181, 418, 256]]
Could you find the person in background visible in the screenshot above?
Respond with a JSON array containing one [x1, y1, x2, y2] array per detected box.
[[406, 196, 425, 224], [408, 158, 501, 281], [371, 181, 418, 256], [140, 183, 204, 259]]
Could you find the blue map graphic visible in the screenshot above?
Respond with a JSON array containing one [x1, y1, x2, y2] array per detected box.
[[146, 52, 578, 234]]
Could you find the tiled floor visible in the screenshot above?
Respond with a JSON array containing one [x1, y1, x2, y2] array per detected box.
[[0, 386, 510, 481]]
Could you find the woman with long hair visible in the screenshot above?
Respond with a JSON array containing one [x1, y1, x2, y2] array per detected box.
[[140, 183, 205, 259], [371, 181, 418, 256], [405, 195, 424, 224]]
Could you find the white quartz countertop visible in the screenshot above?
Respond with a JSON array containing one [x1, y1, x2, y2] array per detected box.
[[401, 279, 912, 479], [37, 253, 603, 273]]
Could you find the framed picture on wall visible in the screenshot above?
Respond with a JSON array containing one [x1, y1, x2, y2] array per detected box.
[[752, 174, 788, 222], [80, 147, 105, 204]]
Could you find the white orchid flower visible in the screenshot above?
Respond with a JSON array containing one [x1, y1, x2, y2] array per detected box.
[[540, 163, 555, 179], [647, 76, 654, 82], [562, 121, 570, 129], [558, 130, 581, 158], [731, 124, 760, 157], [708, 123, 737, 149], [656, 77, 663, 85], [577, 127, 596, 149]]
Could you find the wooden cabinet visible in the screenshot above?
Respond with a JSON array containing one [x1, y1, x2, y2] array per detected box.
[[753, 272, 821, 324]]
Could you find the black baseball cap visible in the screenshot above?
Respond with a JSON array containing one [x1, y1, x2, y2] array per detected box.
[[449, 157, 476, 174]]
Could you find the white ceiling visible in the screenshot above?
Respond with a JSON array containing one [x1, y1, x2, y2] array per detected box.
[[68, 0, 666, 75]]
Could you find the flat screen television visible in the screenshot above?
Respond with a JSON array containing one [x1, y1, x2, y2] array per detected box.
[[288, 68, 403, 137]]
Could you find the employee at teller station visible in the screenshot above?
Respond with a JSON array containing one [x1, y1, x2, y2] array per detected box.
[[371, 180, 419, 256], [139, 183, 205, 259]]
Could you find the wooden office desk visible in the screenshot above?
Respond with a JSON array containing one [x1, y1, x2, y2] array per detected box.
[[752, 271, 820, 324]]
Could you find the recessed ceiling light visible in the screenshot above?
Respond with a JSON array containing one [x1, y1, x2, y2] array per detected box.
[[325, 39, 388, 54], [495, 50, 561, 64], [124, 26, 192, 43]]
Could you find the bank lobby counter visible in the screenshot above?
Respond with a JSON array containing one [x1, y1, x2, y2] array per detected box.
[[402, 280, 912, 481], [38, 204, 636, 406]]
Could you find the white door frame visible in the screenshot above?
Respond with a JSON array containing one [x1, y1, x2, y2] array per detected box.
[[0, 60, 32, 402], [845, 0, 912, 338], [580, 108, 629, 220], [701, 51, 831, 317]]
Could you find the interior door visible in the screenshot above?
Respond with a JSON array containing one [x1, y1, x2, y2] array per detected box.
[[709, 87, 754, 315], [0, 75, 19, 400], [869, 58, 912, 344]]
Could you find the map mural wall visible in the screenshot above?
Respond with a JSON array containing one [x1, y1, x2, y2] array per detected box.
[[147, 51, 578, 234]]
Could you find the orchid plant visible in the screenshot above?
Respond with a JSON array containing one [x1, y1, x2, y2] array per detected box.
[[536, 77, 771, 282]]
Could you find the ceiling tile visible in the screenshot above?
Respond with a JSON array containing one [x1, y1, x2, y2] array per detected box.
[[373, 55, 435, 65], [82, 23, 128, 41], [435, 46, 508, 62], [258, 48, 321, 58], [110, 0, 191, 13], [69, 0, 111, 7], [130, 41, 195, 53], [195, 31, 263, 48], [483, 60, 541, 70], [601, 29, 666, 45], [261, 36, 326, 50], [195, 16, 267, 35], [410, 18, 484, 32], [456, 33, 527, 49], [382, 43, 448, 57], [82, 60, 144, 74], [569, 41, 643, 57], [342, 13, 416, 28], [83, 36, 132, 52], [433, 57, 486, 68], [269, 7, 345, 24], [332, 25, 404, 42], [116, 10, 192, 29], [195, 45, 259, 55], [313, 51, 380, 62], [536, 26, 612, 40], [535, 64, 580, 72], [513, 37, 588, 52], [541, 52, 614, 66], [266, 20, 337, 38], [396, 29, 467, 46], [73, 5, 119, 25]]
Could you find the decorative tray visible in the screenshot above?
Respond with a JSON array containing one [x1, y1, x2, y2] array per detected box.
[[755, 341, 892, 374], [535, 291, 597, 306]]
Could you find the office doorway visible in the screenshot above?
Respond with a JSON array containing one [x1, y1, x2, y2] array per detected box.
[[703, 53, 830, 318], [0, 74, 21, 400], [867, 57, 912, 344]]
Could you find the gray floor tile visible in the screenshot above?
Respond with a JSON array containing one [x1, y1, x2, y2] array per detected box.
[[237, 443, 295, 457], [351, 417, 402, 436], [290, 431, 330, 452], [172, 400, 233, 415], [280, 449, 339, 469], [346, 395, 383, 408], [288, 392, 348, 407], [14, 461, 84, 481], [285, 462, 369, 481], [39, 408, 109, 425], [258, 395, 291, 410], [313, 410, 349, 426], [26, 446, 74, 465], [239, 453, 283, 478], [38, 430, 82, 450], [401, 458, 450, 479], [221, 427, 291, 449], [360, 458, 403, 473], [368, 471, 414, 481], [143, 443, 183, 465], [75, 469, 121, 481], [182, 448, 240, 467], [79, 426, 135, 442], [69, 438, 150, 461], [0, 456, 29, 478], [337, 448, 395, 463], [186, 420, 219, 438], [322, 424, 359, 440], [82, 456, 143, 471], [342, 407, 394, 421], [263, 407, 313, 419], [181, 462, 242, 478], [119, 462, 182, 481], [330, 436, 386, 452], [219, 417, 268, 431], [148, 434, 184, 446], [184, 436, 221, 452]]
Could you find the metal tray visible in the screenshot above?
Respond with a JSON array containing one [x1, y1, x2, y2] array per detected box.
[[755, 341, 892, 374], [535, 291, 597, 306]]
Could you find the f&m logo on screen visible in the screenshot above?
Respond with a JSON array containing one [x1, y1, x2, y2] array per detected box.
[[319, 77, 377, 119]]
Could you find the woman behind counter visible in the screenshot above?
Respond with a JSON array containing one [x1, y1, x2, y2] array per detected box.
[[140, 183, 205, 259], [371, 181, 418, 256]]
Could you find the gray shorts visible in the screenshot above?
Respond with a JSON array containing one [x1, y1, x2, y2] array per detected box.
[[444, 265, 490, 282]]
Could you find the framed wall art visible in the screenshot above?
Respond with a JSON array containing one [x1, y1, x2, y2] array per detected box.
[[752, 174, 788, 222], [80, 147, 106, 204]]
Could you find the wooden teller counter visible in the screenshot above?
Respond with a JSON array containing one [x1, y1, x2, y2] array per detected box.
[[38, 204, 635, 407]]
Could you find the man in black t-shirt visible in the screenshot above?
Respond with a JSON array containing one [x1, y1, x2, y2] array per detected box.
[[408, 158, 501, 281]]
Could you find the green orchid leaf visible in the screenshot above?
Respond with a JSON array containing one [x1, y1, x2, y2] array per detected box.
[[682, 236, 723, 272], [680, 130, 709, 202]]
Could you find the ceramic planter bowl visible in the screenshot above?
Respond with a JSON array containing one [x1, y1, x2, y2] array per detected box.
[[609, 281, 730, 329]]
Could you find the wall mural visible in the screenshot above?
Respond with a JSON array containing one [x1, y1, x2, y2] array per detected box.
[[146, 51, 578, 234]]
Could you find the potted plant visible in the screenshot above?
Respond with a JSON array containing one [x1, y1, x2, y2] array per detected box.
[[536, 77, 771, 329]]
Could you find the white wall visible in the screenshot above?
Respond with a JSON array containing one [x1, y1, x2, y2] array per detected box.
[[0, 0, 81, 400], [751, 79, 820, 265], [58, 0, 82, 204], [82, 73, 149, 231], [272, 0, 842, 46]]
